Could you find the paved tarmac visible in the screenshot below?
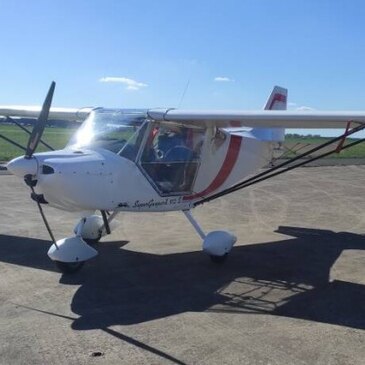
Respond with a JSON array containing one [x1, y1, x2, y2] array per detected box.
[[0, 166, 364, 365]]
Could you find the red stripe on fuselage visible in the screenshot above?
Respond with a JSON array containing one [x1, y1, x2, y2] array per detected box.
[[184, 135, 242, 200]]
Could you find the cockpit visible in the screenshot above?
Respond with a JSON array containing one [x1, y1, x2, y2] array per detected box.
[[68, 108, 206, 196]]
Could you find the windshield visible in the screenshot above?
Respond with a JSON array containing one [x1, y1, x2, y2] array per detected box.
[[67, 108, 149, 158]]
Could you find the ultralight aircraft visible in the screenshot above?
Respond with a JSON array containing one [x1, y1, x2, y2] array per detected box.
[[1, 83, 364, 273]]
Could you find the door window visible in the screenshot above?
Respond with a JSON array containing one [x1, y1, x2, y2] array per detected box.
[[139, 122, 205, 195]]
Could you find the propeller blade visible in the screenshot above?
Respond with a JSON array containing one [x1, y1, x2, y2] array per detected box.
[[25, 81, 56, 158]]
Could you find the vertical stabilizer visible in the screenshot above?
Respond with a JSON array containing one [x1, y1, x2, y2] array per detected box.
[[264, 86, 287, 111], [255, 85, 287, 141]]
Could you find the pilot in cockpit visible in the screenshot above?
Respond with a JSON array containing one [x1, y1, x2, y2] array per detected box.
[[140, 124, 198, 193], [156, 126, 193, 162]]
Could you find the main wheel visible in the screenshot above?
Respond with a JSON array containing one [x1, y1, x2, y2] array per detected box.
[[210, 253, 228, 264], [55, 260, 85, 274]]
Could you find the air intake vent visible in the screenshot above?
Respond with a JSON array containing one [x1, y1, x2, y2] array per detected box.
[[41, 165, 55, 175]]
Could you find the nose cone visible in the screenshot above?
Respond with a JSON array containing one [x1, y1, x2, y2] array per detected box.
[[7, 156, 38, 177]]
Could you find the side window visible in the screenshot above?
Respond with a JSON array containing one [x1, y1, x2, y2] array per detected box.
[[139, 122, 205, 195], [119, 122, 148, 161]]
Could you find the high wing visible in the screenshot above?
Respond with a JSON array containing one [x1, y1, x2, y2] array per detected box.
[[147, 109, 365, 129], [0, 106, 93, 121]]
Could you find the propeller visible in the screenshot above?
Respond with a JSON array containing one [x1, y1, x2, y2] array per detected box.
[[22, 81, 58, 248], [25, 81, 55, 159]]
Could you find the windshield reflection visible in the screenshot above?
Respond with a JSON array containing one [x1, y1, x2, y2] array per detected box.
[[67, 109, 149, 159]]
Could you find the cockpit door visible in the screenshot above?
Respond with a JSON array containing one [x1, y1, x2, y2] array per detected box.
[[138, 122, 206, 195]]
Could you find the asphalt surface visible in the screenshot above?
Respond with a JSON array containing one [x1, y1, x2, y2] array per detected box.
[[0, 166, 364, 365]]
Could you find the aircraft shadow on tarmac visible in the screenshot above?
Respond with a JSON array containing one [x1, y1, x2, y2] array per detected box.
[[0, 226, 364, 331]]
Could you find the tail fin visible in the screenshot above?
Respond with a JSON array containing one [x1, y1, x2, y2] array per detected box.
[[256, 85, 287, 141], [264, 86, 287, 110]]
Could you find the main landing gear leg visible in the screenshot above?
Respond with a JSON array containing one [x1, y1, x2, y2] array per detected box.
[[183, 210, 237, 263]]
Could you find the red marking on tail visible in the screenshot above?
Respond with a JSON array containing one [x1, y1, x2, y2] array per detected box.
[[268, 93, 287, 110]]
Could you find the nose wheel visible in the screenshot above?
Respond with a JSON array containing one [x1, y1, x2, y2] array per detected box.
[[49, 212, 117, 274], [209, 253, 228, 264], [55, 260, 85, 274]]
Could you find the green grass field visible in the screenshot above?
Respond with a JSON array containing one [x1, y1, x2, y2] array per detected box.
[[282, 135, 365, 158], [0, 124, 76, 161], [0, 124, 364, 161]]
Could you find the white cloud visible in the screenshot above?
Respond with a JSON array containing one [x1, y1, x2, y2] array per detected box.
[[99, 77, 148, 90], [296, 106, 315, 111], [214, 76, 233, 82], [288, 102, 315, 111]]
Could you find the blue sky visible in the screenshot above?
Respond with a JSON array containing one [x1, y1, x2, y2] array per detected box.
[[1, 1, 365, 136]]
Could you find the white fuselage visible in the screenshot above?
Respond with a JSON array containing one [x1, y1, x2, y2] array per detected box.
[[24, 131, 275, 213], [8, 108, 280, 213], [33, 148, 193, 212]]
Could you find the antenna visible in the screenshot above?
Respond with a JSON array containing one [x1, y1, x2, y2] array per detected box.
[[177, 78, 191, 108], [177, 72, 192, 108]]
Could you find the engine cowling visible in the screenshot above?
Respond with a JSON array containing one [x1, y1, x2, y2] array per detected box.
[[202, 230, 237, 257]]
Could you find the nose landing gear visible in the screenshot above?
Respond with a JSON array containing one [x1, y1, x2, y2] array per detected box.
[[48, 211, 118, 274], [54, 260, 85, 274], [48, 235, 98, 274]]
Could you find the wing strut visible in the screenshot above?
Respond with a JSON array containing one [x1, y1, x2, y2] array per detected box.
[[0, 133, 27, 151], [195, 123, 365, 206], [6, 117, 55, 151]]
